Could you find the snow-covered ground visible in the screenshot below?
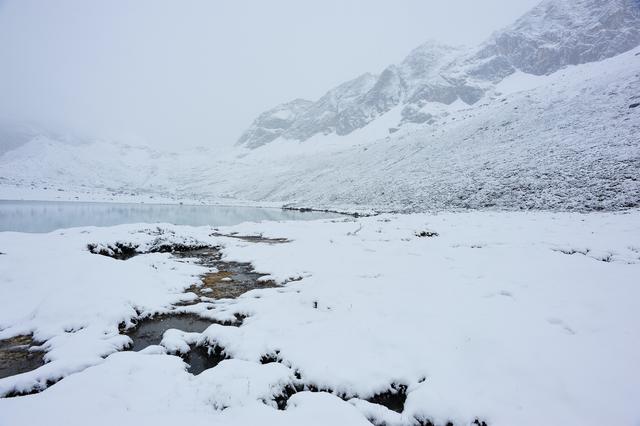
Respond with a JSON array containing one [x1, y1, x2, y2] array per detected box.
[[2, 43, 638, 212], [1, 210, 639, 425]]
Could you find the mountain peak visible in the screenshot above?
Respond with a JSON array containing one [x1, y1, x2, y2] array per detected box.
[[237, 0, 640, 149], [472, 0, 640, 76]]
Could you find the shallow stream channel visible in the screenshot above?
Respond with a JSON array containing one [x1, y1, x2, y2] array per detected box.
[[0, 240, 280, 383], [122, 244, 281, 374], [0, 206, 435, 422], [0, 201, 339, 383]]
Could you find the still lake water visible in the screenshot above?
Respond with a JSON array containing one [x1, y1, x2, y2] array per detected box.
[[0, 200, 340, 233]]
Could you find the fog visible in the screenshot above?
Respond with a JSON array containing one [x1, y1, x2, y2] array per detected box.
[[0, 0, 540, 151]]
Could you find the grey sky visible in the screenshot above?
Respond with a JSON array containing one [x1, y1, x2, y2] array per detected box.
[[0, 0, 540, 150]]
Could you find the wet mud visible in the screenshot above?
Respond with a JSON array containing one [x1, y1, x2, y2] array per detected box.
[[178, 247, 278, 300]]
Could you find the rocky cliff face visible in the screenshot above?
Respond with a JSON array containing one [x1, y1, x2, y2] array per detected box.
[[458, 0, 640, 80], [236, 99, 313, 149], [286, 73, 378, 140], [237, 0, 640, 149]]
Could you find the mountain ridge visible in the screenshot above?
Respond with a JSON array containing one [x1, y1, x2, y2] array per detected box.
[[237, 0, 640, 149]]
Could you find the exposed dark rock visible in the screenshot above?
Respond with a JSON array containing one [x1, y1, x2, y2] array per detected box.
[[272, 377, 410, 415], [3, 378, 60, 399], [260, 351, 281, 364], [188, 344, 229, 374], [273, 384, 300, 410], [415, 230, 439, 238], [87, 242, 138, 260], [367, 383, 407, 413], [236, 99, 314, 149], [415, 417, 488, 426], [87, 241, 213, 260], [209, 232, 290, 244]]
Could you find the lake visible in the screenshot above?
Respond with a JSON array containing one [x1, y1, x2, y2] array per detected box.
[[0, 200, 340, 233]]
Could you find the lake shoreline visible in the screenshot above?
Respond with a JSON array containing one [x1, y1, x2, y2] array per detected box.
[[0, 199, 340, 233]]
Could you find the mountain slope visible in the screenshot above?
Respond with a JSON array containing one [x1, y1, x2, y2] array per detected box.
[[0, 136, 223, 203], [471, 0, 640, 76], [212, 45, 640, 212], [236, 99, 313, 149], [238, 0, 640, 149]]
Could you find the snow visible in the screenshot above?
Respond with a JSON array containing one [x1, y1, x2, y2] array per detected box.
[[1, 1, 639, 214], [3, 44, 639, 212], [235, 0, 640, 149], [1, 0, 639, 423], [252, 104, 406, 156], [210, 45, 640, 212], [1, 210, 639, 425], [493, 71, 548, 95], [0, 225, 211, 394]]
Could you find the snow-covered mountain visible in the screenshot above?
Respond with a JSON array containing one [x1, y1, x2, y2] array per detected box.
[[236, 99, 315, 150], [238, 0, 640, 148], [472, 0, 640, 76], [1, 0, 639, 212], [236, 41, 467, 149], [0, 136, 226, 203], [217, 45, 640, 212]]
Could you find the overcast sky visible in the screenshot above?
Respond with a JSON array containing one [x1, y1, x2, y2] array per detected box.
[[0, 0, 540, 150]]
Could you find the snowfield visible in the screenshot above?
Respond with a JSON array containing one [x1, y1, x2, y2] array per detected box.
[[1, 210, 639, 425]]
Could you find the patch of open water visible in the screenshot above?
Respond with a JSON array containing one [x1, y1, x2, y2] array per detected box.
[[0, 200, 340, 233]]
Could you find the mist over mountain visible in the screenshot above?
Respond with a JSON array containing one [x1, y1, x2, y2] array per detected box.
[[238, 0, 640, 149], [1, 0, 639, 212]]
